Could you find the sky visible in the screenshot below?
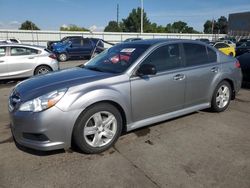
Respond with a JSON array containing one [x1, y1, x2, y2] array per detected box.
[[0, 0, 250, 32]]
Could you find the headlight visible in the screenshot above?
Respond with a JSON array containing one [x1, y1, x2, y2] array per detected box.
[[19, 88, 67, 112]]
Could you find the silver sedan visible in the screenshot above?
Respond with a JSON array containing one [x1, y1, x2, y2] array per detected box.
[[0, 44, 59, 79]]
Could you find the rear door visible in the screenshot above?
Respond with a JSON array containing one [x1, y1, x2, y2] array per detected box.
[[0, 46, 8, 78], [181, 43, 219, 107], [7, 46, 39, 77], [130, 43, 186, 121]]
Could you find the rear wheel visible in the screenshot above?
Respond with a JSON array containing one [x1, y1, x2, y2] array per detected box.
[[210, 81, 232, 112], [34, 65, 52, 75], [229, 52, 234, 56], [73, 103, 122, 154], [58, 53, 68, 62]]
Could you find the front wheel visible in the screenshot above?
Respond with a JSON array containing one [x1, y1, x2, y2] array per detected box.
[[73, 103, 122, 154], [58, 53, 68, 62], [210, 81, 232, 112]]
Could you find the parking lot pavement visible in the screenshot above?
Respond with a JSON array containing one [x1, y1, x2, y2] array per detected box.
[[0, 64, 250, 187]]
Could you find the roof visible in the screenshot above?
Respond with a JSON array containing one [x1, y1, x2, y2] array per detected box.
[[0, 43, 46, 49]]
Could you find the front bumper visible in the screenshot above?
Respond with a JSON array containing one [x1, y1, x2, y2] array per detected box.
[[9, 106, 80, 151]]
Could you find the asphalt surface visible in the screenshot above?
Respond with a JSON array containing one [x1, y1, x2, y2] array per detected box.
[[0, 61, 250, 188]]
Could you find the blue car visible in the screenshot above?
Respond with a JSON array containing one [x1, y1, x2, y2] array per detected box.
[[51, 37, 104, 61]]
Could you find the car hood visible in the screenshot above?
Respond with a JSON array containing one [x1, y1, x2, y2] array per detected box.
[[14, 67, 114, 101]]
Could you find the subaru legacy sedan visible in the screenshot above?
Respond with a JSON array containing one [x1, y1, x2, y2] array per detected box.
[[8, 39, 242, 154]]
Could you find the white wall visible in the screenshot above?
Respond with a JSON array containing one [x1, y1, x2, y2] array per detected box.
[[0, 29, 226, 47]]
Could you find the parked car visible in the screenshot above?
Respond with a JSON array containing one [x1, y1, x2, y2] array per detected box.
[[236, 41, 250, 56], [222, 40, 236, 48], [213, 42, 236, 56], [237, 53, 250, 82], [195, 38, 210, 44], [47, 36, 82, 50], [52, 37, 104, 61], [0, 44, 58, 80], [124, 38, 143, 42], [236, 39, 250, 47], [8, 39, 242, 154], [0, 38, 21, 44]]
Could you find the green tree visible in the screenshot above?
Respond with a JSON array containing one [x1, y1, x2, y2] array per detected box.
[[60, 24, 89, 31], [19, 20, 40, 30], [203, 20, 213, 34], [122, 7, 152, 32], [104, 21, 122, 32], [217, 16, 228, 34]]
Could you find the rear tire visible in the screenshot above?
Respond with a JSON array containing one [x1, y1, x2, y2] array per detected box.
[[210, 81, 232, 112], [58, 53, 68, 62], [73, 103, 122, 154], [34, 65, 52, 75]]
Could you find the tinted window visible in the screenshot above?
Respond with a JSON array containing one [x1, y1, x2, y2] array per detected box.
[[214, 43, 229, 48], [183, 43, 209, 66], [207, 47, 217, 62], [71, 38, 81, 45], [142, 44, 182, 72], [11, 47, 39, 56], [0, 47, 6, 57], [83, 39, 91, 46]]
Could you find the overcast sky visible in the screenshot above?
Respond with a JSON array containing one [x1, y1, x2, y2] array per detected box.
[[1, 0, 250, 32]]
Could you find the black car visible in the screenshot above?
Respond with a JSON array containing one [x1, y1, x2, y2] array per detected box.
[[236, 41, 250, 56], [195, 38, 210, 44], [236, 39, 250, 47], [237, 53, 250, 82]]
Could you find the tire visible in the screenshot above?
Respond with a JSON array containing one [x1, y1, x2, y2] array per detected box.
[[73, 103, 123, 154], [229, 52, 234, 56], [34, 65, 52, 75], [58, 53, 68, 62], [210, 81, 232, 112]]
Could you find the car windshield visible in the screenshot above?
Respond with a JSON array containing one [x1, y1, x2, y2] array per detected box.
[[84, 44, 150, 73]]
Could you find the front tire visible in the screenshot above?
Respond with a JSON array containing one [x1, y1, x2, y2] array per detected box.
[[210, 81, 232, 112], [73, 103, 122, 154]]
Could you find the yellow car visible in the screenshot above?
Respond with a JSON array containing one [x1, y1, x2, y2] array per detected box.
[[214, 42, 236, 57]]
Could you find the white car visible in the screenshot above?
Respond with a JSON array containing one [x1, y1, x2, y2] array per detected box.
[[222, 40, 236, 48], [0, 44, 59, 80], [0, 38, 21, 44]]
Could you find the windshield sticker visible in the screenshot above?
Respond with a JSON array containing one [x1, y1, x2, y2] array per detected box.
[[120, 48, 136, 53]]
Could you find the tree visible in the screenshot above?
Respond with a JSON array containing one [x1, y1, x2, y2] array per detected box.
[[104, 21, 122, 32], [217, 16, 228, 34], [60, 24, 89, 31], [122, 8, 151, 32], [167, 21, 199, 33], [203, 20, 213, 34], [19, 20, 40, 30]]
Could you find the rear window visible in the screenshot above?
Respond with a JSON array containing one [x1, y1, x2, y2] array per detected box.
[[183, 43, 215, 66]]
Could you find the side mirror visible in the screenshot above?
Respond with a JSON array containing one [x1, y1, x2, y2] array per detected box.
[[137, 64, 157, 76]]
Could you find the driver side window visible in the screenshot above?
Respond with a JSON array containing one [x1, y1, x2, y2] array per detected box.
[[141, 44, 182, 72]]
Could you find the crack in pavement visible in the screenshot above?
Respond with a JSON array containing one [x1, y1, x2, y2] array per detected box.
[[113, 145, 161, 188]]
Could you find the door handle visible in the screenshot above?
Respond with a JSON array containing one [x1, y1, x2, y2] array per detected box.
[[173, 74, 185, 81], [0, 60, 4, 63], [211, 67, 219, 73]]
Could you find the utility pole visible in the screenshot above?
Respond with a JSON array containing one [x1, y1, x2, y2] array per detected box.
[[141, 0, 143, 33], [117, 4, 119, 24]]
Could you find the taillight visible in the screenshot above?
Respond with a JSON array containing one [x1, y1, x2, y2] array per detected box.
[[235, 60, 241, 68], [49, 54, 57, 60]]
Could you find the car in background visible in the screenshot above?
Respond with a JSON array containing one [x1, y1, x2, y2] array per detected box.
[[0, 38, 21, 44], [236, 39, 250, 47], [213, 42, 235, 57], [124, 38, 142, 42], [52, 37, 104, 61], [236, 41, 250, 56], [195, 38, 210, 44], [237, 53, 250, 82], [47, 36, 82, 50], [222, 40, 236, 48], [8, 39, 242, 154], [0, 44, 59, 80]]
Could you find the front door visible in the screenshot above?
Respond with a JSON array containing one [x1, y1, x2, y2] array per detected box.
[[130, 43, 186, 122]]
